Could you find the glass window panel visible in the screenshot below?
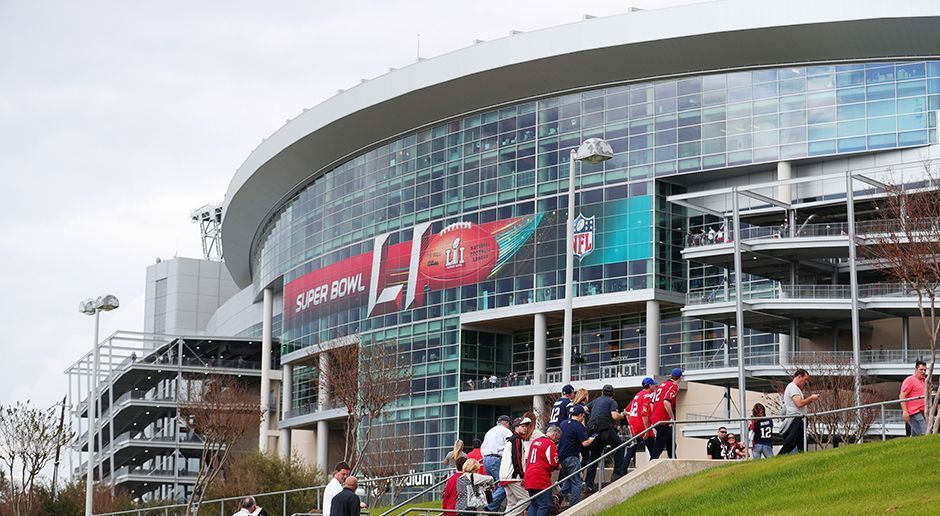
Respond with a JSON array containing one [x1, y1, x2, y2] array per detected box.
[[702, 106, 726, 122], [897, 97, 927, 114], [753, 114, 779, 131], [898, 113, 927, 131], [865, 65, 895, 83], [928, 61, 940, 77], [807, 106, 835, 124], [866, 83, 896, 101], [753, 146, 778, 162], [702, 121, 726, 139], [896, 62, 926, 79], [727, 72, 751, 88], [779, 78, 806, 95], [779, 94, 806, 112], [867, 116, 896, 134], [808, 124, 836, 141], [838, 120, 866, 137], [868, 133, 896, 149], [727, 134, 752, 151], [808, 139, 836, 155], [703, 74, 726, 90], [780, 110, 806, 127], [727, 86, 752, 102], [753, 130, 778, 148], [806, 90, 836, 108], [655, 81, 677, 99], [896, 80, 926, 98], [752, 69, 777, 83], [678, 77, 702, 95], [753, 98, 778, 115], [837, 87, 865, 104], [727, 117, 751, 134], [678, 125, 701, 142], [838, 137, 866, 152], [780, 127, 805, 144], [867, 100, 895, 117], [898, 130, 929, 146], [753, 82, 777, 99], [678, 141, 701, 158], [702, 90, 727, 106], [838, 103, 866, 120], [836, 70, 864, 87], [807, 74, 835, 91], [702, 137, 725, 154]]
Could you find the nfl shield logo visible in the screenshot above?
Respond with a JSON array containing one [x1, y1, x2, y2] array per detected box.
[[572, 213, 595, 261]]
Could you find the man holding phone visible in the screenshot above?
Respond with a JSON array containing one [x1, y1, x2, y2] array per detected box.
[[779, 369, 820, 454]]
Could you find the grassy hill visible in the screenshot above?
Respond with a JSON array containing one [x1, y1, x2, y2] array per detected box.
[[602, 434, 940, 516]]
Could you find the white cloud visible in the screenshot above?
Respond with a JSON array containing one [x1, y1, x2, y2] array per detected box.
[[0, 0, 703, 407]]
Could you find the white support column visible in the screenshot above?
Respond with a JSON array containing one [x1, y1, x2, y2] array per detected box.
[[846, 174, 863, 411], [731, 190, 749, 447], [777, 161, 792, 205], [318, 352, 330, 410], [533, 312, 547, 428], [645, 300, 660, 378], [259, 287, 273, 453], [902, 317, 910, 362], [534, 313, 547, 384], [280, 363, 293, 459], [317, 420, 329, 472]]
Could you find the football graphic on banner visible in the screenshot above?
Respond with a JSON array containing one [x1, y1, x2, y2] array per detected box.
[[418, 222, 498, 289]]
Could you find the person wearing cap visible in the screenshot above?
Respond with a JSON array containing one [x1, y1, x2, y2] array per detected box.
[[584, 384, 625, 487], [523, 425, 561, 516], [618, 377, 657, 477], [649, 368, 683, 459], [496, 417, 531, 515], [548, 384, 576, 426], [481, 415, 513, 509], [556, 405, 595, 508]]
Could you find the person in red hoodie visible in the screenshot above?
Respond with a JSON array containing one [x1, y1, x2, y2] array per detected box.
[[465, 438, 486, 476], [523, 426, 560, 516], [442, 456, 467, 514]]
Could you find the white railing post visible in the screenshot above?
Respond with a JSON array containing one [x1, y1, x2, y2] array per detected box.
[[881, 405, 886, 441]]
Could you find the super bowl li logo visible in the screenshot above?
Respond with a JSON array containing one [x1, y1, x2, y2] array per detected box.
[[572, 213, 595, 261], [444, 237, 465, 269]]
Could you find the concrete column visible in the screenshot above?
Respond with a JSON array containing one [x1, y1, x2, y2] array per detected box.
[[259, 287, 273, 453], [279, 363, 293, 459], [319, 352, 330, 409], [534, 313, 547, 384], [645, 300, 660, 377], [902, 317, 910, 362], [777, 161, 792, 205], [778, 334, 791, 365], [317, 420, 329, 472]]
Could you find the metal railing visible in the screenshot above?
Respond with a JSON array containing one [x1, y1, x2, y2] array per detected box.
[[686, 282, 938, 306], [461, 375, 534, 391], [96, 468, 451, 516], [391, 397, 926, 516]]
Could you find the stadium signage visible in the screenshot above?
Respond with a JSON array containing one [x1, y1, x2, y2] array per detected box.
[[285, 214, 543, 326]]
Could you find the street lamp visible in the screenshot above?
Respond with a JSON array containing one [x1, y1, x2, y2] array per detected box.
[[81, 294, 119, 516], [563, 138, 614, 383]]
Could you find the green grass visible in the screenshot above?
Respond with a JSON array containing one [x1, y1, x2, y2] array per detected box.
[[369, 500, 442, 516], [602, 435, 940, 516]]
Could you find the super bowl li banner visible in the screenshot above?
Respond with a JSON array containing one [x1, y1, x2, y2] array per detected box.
[[283, 214, 545, 327]]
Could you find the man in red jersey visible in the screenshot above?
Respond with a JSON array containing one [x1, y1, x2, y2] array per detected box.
[[617, 377, 657, 476], [442, 456, 467, 514], [523, 426, 561, 516], [649, 368, 682, 459]]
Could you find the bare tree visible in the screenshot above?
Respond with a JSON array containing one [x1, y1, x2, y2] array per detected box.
[[0, 401, 74, 516], [329, 340, 414, 473], [868, 161, 940, 433], [178, 375, 262, 514], [357, 431, 424, 506]]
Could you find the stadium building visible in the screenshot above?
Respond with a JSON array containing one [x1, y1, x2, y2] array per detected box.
[[70, 0, 940, 500]]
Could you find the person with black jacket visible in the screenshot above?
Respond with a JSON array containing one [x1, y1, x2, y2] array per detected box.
[[706, 427, 727, 459], [584, 384, 625, 487], [329, 477, 362, 516]]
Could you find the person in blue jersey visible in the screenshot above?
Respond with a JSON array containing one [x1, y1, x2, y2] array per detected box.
[[548, 384, 575, 426]]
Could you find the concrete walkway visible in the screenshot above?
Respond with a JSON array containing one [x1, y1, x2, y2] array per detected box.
[[560, 459, 726, 516]]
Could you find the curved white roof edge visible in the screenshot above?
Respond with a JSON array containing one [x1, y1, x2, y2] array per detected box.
[[222, 0, 940, 287]]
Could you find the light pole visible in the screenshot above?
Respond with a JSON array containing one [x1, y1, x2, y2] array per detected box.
[[563, 138, 614, 383], [81, 294, 119, 516]]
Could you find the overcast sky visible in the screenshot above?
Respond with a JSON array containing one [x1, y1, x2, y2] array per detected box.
[[0, 0, 702, 415]]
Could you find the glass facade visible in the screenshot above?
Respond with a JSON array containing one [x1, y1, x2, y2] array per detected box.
[[257, 60, 939, 470]]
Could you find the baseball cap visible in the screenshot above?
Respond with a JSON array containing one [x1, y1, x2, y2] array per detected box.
[[602, 384, 614, 395], [641, 377, 658, 388], [570, 405, 585, 416], [562, 384, 574, 394], [670, 368, 684, 379], [497, 415, 511, 423], [512, 417, 532, 426]]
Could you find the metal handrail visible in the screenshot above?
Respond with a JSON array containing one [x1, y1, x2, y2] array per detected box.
[[96, 468, 451, 516], [378, 474, 450, 516], [394, 396, 928, 516]]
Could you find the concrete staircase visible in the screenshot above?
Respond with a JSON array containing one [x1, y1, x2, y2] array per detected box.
[[561, 460, 726, 516]]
